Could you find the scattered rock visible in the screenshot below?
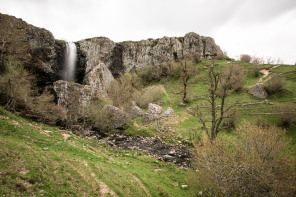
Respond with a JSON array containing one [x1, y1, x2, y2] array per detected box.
[[42, 148, 50, 151], [181, 185, 189, 189], [143, 103, 162, 123], [129, 101, 143, 119], [248, 83, 268, 99], [162, 107, 174, 117], [198, 191, 203, 196], [107, 133, 191, 167], [154, 169, 162, 172], [103, 105, 130, 129]]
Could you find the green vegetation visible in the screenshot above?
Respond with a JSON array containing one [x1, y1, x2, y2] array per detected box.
[[0, 107, 193, 196], [1, 56, 296, 196]]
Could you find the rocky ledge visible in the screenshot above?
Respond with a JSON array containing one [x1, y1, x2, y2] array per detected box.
[[77, 32, 223, 81]]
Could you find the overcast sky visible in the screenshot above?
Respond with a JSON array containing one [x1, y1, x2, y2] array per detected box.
[[1, 0, 295, 64]]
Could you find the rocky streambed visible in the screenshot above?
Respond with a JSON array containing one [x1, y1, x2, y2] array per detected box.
[[99, 133, 191, 167]]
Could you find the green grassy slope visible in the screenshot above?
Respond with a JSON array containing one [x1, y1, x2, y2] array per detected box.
[[0, 108, 193, 196], [126, 60, 296, 144]]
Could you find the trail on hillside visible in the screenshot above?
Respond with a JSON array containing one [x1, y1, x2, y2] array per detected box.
[[259, 65, 280, 83]]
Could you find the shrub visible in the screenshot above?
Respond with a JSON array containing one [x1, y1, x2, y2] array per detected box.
[[222, 109, 239, 130], [251, 56, 264, 64], [107, 74, 135, 109], [135, 86, 164, 109], [88, 101, 113, 134], [255, 116, 270, 128], [240, 54, 252, 63], [191, 123, 296, 196], [27, 89, 67, 125], [222, 64, 245, 93], [264, 74, 285, 94], [273, 103, 296, 128], [252, 64, 261, 77]]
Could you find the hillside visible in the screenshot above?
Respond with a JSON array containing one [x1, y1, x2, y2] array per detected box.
[[0, 107, 193, 196], [1, 58, 296, 196]]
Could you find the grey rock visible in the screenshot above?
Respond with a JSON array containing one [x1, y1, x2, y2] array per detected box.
[[143, 103, 162, 123], [129, 101, 143, 119], [248, 84, 268, 99], [53, 80, 106, 122], [77, 32, 222, 78], [103, 105, 129, 129], [162, 107, 174, 117], [107, 133, 191, 167], [84, 62, 114, 91], [0, 13, 64, 87]]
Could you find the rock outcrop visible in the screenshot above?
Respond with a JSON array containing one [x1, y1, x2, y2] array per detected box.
[[83, 62, 114, 92], [53, 80, 107, 121], [103, 105, 129, 129], [129, 101, 143, 119], [0, 13, 64, 87], [248, 84, 268, 99], [143, 103, 162, 123], [77, 32, 222, 79], [162, 107, 174, 117]]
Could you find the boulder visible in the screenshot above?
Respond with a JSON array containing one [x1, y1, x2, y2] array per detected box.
[[143, 103, 162, 123], [129, 101, 143, 119], [248, 84, 268, 99], [53, 80, 106, 122], [83, 62, 114, 92], [103, 105, 129, 129], [162, 107, 174, 117]]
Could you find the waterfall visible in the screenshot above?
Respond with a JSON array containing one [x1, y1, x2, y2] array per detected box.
[[63, 42, 77, 82]]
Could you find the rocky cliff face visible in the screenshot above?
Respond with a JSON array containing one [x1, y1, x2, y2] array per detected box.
[[77, 32, 222, 79], [0, 13, 65, 87]]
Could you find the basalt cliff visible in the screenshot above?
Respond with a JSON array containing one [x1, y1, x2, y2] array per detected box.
[[0, 13, 222, 125], [0, 13, 222, 88]]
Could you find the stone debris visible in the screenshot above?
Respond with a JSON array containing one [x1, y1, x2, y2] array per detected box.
[[107, 133, 191, 167], [143, 103, 162, 123], [248, 83, 268, 99]]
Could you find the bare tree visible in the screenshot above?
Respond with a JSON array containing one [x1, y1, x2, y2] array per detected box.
[[180, 58, 196, 104], [189, 63, 243, 141]]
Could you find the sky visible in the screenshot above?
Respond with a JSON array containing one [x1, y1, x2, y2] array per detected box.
[[0, 0, 296, 64]]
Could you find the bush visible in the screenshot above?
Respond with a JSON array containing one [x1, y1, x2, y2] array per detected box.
[[264, 74, 285, 94], [222, 109, 239, 129], [191, 123, 296, 196], [27, 89, 67, 125], [222, 64, 245, 93], [252, 64, 261, 77], [240, 54, 252, 63], [251, 56, 264, 64], [135, 86, 164, 109], [107, 74, 135, 109], [88, 100, 113, 134], [255, 116, 270, 128], [273, 103, 296, 128]]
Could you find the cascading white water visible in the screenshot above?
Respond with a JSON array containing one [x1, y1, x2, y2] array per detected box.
[[63, 42, 77, 82]]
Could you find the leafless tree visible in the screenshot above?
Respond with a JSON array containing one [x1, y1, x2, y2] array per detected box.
[[189, 63, 243, 141], [180, 58, 196, 104]]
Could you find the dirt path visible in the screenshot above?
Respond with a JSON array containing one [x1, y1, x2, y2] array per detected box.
[[130, 174, 152, 197], [259, 65, 280, 83], [97, 180, 117, 197]]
